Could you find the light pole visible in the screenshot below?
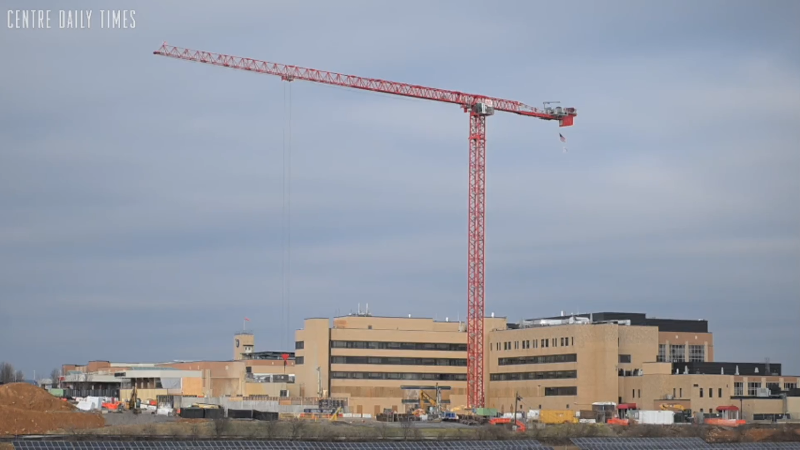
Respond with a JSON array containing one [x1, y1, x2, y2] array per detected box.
[[514, 392, 523, 429]]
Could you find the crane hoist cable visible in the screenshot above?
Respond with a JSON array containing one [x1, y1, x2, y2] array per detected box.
[[280, 82, 293, 350]]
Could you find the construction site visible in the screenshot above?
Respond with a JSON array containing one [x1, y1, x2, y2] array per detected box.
[[4, 0, 800, 446]]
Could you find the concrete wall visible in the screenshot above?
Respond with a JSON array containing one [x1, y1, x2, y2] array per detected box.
[[177, 396, 317, 413]]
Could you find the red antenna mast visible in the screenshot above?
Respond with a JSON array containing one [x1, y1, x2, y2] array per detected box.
[[153, 43, 577, 408]]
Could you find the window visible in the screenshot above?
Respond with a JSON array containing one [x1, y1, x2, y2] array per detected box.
[[670, 344, 686, 363], [498, 353, 578, 366], [748, 382, 761, 396], [331, 372, 467, 381], [785, 382, 797, 390], [699, 388, 703, 398], [657, 344, 667, 362], [632, 389, 635, 398], [638, 389, 641, 398], [679, 388, 682, 398], [295, 356, 304, 365], [619, 354, 632, 364], [571, 337, 574, 346], [331, 341, 467, 351], [544, 386, 577, 396], [490, 370, 577, 381], [331, 356, 467, 366], [718, 388, 722, 398], [295, 341, 304, 350], [506, 341, 511, 350], [552, 338, 556, 347], [734, 382, 743, 396], [515, 341, 519, 350], [709, 387, 713, 398], [673, 388, 676, 398], [689, 345, 705, 362]]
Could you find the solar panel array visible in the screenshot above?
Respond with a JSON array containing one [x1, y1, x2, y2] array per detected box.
[[12, 440, 555, 450], [571, 437, 800, 450], [709, 444, 800, 449], [572, 437, 711, 449]]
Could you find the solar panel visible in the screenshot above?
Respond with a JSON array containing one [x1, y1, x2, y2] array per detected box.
[[12, 440, 556, 450], [571, 437, 800, 450], [708, 444, 800, 449], [572, 436, 714, 449]]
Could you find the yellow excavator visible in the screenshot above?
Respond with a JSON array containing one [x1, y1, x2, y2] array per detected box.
[[127, 383, 140, 415], [660, 403, 692, 423]]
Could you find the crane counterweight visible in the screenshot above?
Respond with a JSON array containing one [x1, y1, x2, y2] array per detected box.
[[153, 43, 576, 408]]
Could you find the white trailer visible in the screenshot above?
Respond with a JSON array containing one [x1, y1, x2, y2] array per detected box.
[[631, 410, 675, 425]]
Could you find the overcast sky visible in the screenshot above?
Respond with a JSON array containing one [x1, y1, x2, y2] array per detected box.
[[1, 0, 798, 378]]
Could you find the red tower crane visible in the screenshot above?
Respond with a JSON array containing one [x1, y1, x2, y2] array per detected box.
[[153, 43, 577, 408]]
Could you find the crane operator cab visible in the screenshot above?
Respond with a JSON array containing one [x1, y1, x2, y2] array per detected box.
[[472, 101, 495, 116]]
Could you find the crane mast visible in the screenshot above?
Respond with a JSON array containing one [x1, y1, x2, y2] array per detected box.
[[153, 43, 577, 408]]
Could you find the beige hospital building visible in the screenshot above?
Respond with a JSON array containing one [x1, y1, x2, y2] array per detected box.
[[294, 311, 799, 420], [59, 311, 799, 421]]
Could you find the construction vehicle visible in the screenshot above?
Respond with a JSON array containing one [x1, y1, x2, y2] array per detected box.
[[127, 383, 140, 415], [489, 417, 526, 432], [401, 385, 449, 419], [659, 403, 692, 423]]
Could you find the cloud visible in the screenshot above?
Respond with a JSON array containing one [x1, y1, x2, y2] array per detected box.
[[1, 0, 798, 377]]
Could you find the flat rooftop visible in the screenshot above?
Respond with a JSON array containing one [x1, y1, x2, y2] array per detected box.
[[524, 312, 709, 333]]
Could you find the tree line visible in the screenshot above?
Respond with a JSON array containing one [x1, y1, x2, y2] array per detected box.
[[0, 361, 62, 384]]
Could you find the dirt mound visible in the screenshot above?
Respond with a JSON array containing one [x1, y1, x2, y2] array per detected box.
[[0, 405, 105, 435], [0, 383, 75, 412], [0, 383, 104, 436]]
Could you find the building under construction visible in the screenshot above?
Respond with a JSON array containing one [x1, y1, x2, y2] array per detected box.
[[292, 309, 800, 421]]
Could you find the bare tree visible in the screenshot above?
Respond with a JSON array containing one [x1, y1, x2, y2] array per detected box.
[[399, 416, 415, 440], [15, 370, 25, 382], [50, 368, 61, 386], [0, 362, 15, 383], [289, 418, 306, 440]]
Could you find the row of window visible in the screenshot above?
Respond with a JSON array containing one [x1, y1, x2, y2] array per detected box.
[[735, 382, 798, 396], [496, 336, 574, 352], [698, 387, 724, 398], [656, 344, 705, 363], [498, 353, 577, 366], [330, 341, 467, 351], [490, 370, 577, 382], [331, 356, 467, 366], [544, 386, 577, 396], [330, 372, 467, 381]]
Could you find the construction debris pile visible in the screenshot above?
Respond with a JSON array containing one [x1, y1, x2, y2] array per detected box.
[[0, 383, 105, 435]]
